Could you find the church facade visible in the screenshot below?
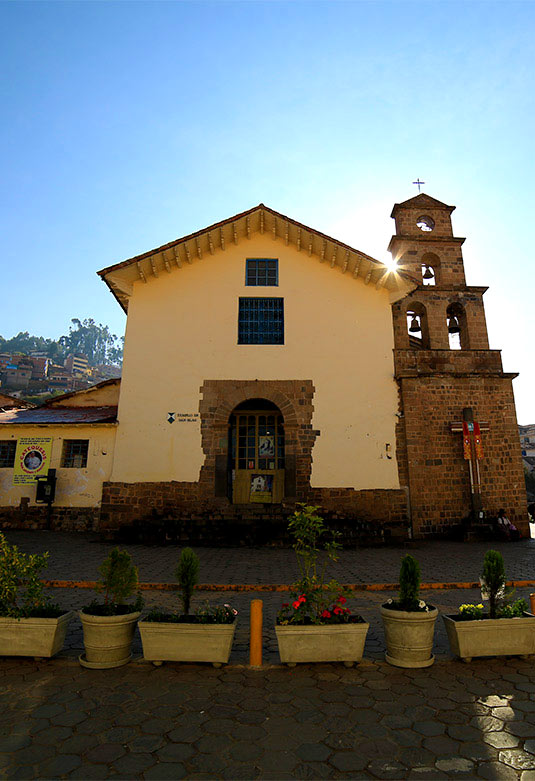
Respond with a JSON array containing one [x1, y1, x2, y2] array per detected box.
[[0, 194, 528, 540]]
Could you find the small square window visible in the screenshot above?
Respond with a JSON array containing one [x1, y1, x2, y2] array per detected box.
[[246, 259, 278, 286], [238, 298, 284, 344], [0, 441, 16, 468], [61, 440, 89, 468]]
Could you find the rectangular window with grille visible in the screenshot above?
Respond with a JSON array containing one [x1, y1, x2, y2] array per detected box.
[[61, 439, 89, 468], [246, 259, 278, 286], [0, 441, 16, 468], [238, 298, 284, 345]]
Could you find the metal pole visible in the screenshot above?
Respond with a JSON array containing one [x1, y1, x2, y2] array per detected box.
[[249, 599, 263, 667]]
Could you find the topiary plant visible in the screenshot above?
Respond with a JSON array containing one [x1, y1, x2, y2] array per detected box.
[[481, 550, 506, 619], [93, 548, 142, 612], [398, 554, 421, 611], [176, 548, 199, 615]]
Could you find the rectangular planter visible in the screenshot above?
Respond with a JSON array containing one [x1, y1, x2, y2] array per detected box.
[[0, 611, 74, 658], [443, 613, 535, 661], [139, 620, 236, 665], [275, 622, 369, 665]]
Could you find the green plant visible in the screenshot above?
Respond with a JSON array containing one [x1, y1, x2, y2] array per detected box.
[[497, 598, 528, 618], [288, 504, 341, 589], [277, 505, 361, 626], [399, 554, 421, 611], [481, 550, 506, 619], [195, 602, 238, 624], [0, 532, 58, 618], [175, 548, 199, 615], [93, 548, 143, 612]]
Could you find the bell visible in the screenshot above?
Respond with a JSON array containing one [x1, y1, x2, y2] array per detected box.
[[423, 265, 434, 280], [448, 316, 461, 334], [408, 316, 421, 333]]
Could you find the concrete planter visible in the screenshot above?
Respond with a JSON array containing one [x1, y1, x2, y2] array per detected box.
[[0, 611, 74, 659], [443, 613, 535, 662], [139, 620, 236, 667], [275, 622, 369, 666], [79, 610, 141, 669], [381, 605, 438, 668]]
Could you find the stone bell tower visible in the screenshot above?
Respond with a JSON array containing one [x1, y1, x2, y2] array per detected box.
[[389, 193, 527, 538]]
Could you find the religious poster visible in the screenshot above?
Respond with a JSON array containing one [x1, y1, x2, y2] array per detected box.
[[250, 474, 273, 503], [13, 438, 53, 485], [258, 435, 275, 457]]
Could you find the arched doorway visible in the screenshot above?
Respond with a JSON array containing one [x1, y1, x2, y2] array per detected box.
[[228, 399, 285, 504]]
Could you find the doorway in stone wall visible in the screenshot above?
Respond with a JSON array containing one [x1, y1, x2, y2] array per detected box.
[[228, 399, 285, 504]]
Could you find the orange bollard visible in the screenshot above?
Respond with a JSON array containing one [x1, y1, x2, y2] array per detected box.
[[530, 594, 535, 615], [249, 599, 263, 667]]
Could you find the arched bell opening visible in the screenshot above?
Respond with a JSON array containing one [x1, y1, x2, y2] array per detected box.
[[406, 303, 430, 349], [421, 252, 440, 286], [228, 399, 285, 504], [446, 302, 469, 350]]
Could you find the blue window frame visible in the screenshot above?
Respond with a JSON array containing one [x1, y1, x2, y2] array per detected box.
[[238, 298, 284, 345], [246, 259, 278, 286]]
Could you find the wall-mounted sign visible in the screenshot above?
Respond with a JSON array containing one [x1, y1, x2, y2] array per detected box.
[[167, 413, 200, 424], [13, 437, 53, 485]]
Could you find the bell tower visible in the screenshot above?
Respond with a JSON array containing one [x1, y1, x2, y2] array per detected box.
[[389, 193, 527, 538]]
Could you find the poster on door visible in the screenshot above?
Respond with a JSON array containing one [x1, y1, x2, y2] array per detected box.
[[250, 474, 273, 503], [13, 438, 52, 485]]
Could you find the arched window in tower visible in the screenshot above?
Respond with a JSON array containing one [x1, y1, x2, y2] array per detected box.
[[446, 303, 468, 350], [406, 303, 430, 349], [421, 253, 440, 286]]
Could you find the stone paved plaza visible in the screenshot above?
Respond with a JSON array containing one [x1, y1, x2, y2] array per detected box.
[[1, 531, 535, 778]]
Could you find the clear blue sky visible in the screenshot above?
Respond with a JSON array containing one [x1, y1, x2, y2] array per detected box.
[[1, 0, 533, 422]]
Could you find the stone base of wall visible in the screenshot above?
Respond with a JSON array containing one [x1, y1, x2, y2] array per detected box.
[[100, 482, 410, 546], [0, 505, 100, 532]]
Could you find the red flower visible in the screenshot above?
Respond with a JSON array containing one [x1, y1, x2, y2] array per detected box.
[[337, 596, 347, 605], [333, 606, 343, 615], [321, 610, 331, 618], [298, 595, 306, 603], [282, 603, 289, 608]]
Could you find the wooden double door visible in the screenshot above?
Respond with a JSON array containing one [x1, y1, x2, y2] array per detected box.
[[229, 410, 285, 504]]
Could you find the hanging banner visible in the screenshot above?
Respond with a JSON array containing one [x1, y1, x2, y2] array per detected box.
[[13, 438, 53, 485], [462, 422, 471, 460], [473, 422, 484, 460]]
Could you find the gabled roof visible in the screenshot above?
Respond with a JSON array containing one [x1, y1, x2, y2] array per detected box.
[[98, 203, 418, 312], [391, 193, 455, 218], [43, 378, 120, 408], [0, 392, 34, 411], [0, 406, 117, 425]]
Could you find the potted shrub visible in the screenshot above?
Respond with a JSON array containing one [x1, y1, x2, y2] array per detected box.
[[79, 547, 143, 669], [0, 532, 74, 659], [139, 547, 237, 667], [443, 549, 535, 662], [275, 505, 369, 666], [381, 554, 438, 668]]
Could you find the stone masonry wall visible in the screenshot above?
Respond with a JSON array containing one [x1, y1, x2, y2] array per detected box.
[[399, 374, 528, 537]]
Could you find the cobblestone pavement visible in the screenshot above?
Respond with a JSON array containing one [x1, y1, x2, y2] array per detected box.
[[2, 656, 535, 780], [4, 531, 535, 586], [2, 531, 535, 778]]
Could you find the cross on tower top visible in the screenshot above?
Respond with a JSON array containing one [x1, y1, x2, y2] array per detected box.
[[412, 179, 425, 193]]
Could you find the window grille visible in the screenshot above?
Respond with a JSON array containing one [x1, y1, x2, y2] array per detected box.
[[238, 298, 284, 345], [246, 259, 278, 286], [0, 441, 16, 468], [61, 440, 89, 468]]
